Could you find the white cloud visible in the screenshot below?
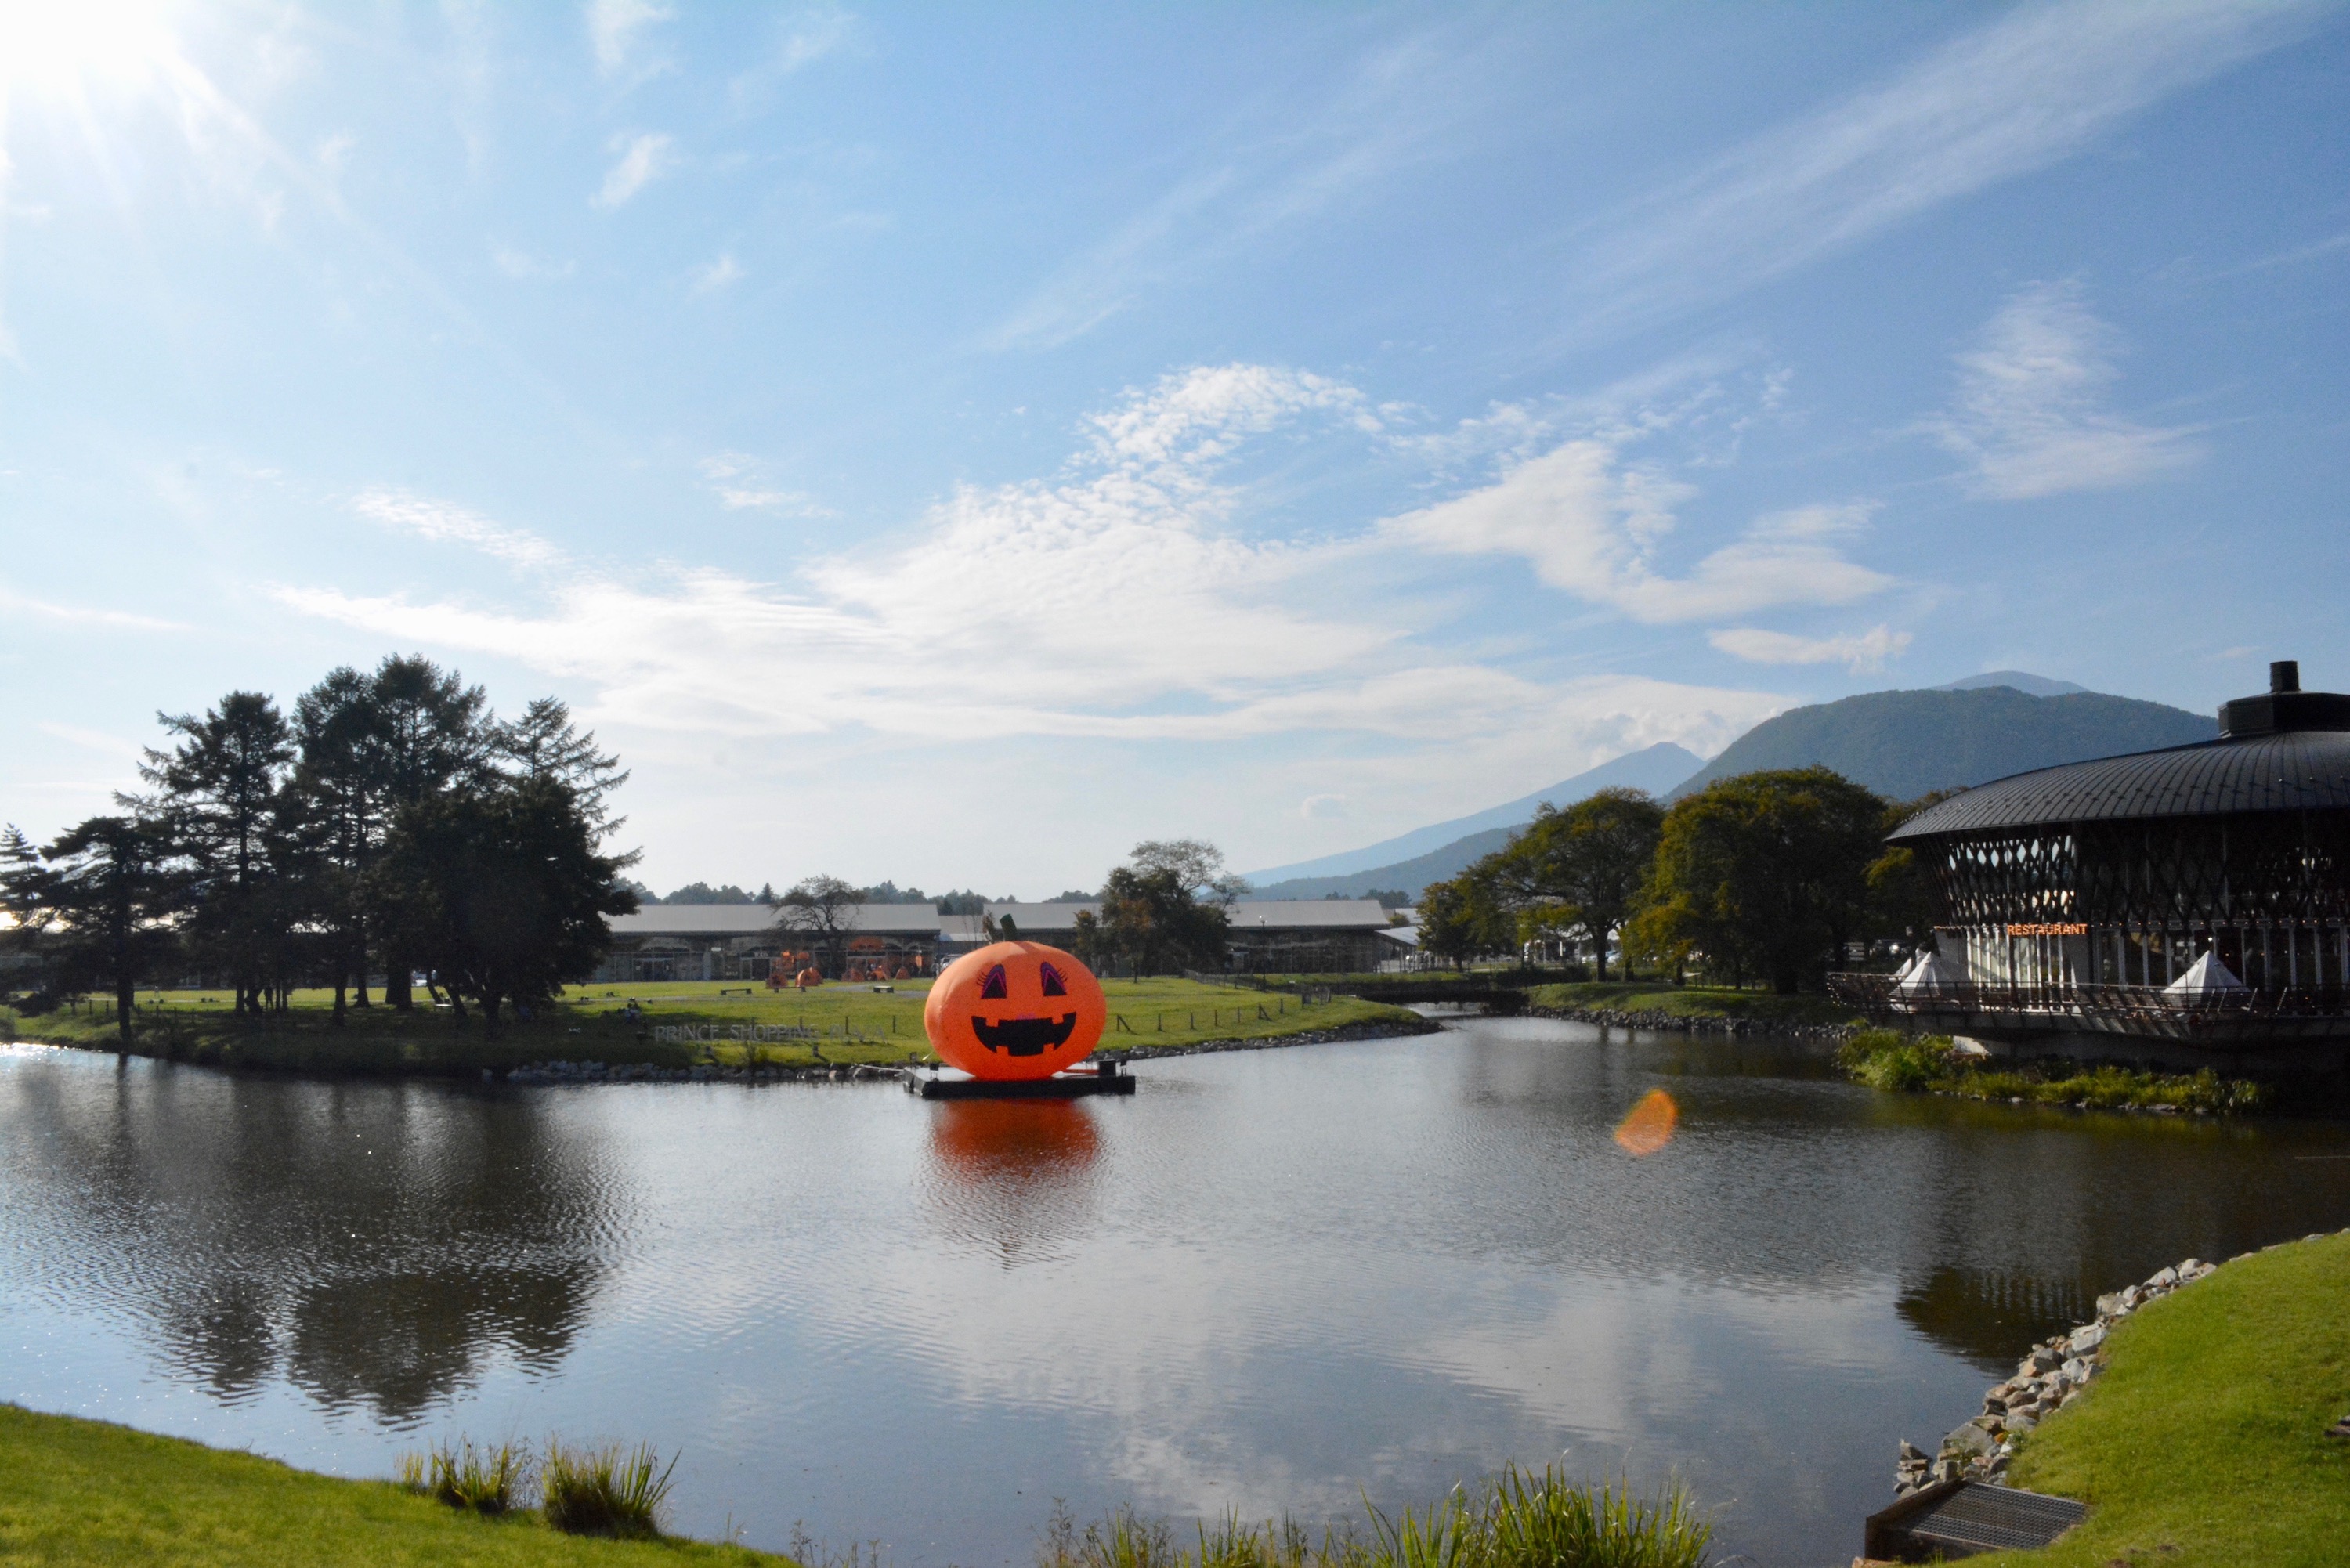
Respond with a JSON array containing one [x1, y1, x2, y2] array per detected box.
[[1386, 441, 1889, 624], [593, 132, 674, 208], [1934, 280, 2202, 500], [283, 368, 1777, 768], [352, 488, 562, 568], [776, 5, 853, 73], [1571, 0, 2321, 337], [588, 0, 672, 74], [1708, 623, 1912, 673], [313, 132, 354, 178], [1300, 794, 1347, 822], [689, 252, 743, 292]]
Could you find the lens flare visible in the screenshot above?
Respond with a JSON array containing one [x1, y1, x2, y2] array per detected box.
[[1613, 1088, 1679, 1157]]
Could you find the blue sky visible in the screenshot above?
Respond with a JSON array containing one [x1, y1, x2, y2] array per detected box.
[[4, 0, 2347, 895]]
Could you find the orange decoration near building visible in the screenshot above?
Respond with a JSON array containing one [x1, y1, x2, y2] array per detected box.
[[796, 967, 822, 991], [924, 941, 1105, 1080], [1613, 1088, 1679, 1158]]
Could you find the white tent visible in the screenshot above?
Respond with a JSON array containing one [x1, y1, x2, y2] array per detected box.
[[1895, 950, 1964, 997], [2163, 949, 2247, 1003]]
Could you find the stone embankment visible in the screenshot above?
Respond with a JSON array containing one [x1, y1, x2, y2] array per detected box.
[[1894, 1254, 2224, 1494], [1525, 1006, 1856, 1042], [502, 1018, 1442, 1087]]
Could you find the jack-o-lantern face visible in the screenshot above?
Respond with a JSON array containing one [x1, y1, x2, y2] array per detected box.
[[924, 940, 1106, 1080]]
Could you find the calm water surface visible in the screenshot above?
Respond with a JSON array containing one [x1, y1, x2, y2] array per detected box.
[[5, 1018, 2349, 1566]]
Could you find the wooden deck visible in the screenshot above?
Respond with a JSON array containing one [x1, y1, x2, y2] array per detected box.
[[902, 1064, 1137, 1100], [1864, 1480, 2088, 1560]]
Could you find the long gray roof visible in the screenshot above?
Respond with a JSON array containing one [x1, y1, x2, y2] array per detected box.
[[1887, 728, 2350, 840]]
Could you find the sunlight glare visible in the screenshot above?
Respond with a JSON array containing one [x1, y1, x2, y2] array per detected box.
[[0, 0, 179, 96], [1613, 1088, 1679, 1158]]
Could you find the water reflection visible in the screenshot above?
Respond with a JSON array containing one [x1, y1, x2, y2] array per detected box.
[[920, 1098, 1101, 1266], [5, 1028, 2349, 1568], [0, 1058, 619, 1424]]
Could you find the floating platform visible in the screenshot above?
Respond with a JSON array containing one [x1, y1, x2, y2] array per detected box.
[[1864, 1480, 2088, 1560], [903, 1063, 1136, 1100]]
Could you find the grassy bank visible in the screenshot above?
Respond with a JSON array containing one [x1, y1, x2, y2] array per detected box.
[[1838, 1029, 2266, 1114], [2, 978, 1419, 1078], [0, 1404, 786, 1566], [1520, 980, 1864, 1029], [1979, 1231, 2350, 1567]]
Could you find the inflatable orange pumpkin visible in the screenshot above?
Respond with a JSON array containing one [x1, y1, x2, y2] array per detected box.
[[924, 941, 1105, 1080], [797, 967, 822, 991]]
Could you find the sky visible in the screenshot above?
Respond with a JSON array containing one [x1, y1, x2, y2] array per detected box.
[[3, 0, 2347, 896]]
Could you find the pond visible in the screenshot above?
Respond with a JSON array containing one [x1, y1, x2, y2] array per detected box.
[[4, 1018, 2348, 1566]]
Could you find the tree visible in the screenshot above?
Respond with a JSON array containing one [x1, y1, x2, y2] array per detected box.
[[1097, 865, 1228, 974], [1128, 839, 1248, 905], [369, 775, 637, 1035], [490, 697, 627, 833], [1490, 789, 1665, 980], [137, 691, 297, 1016], [1417, 868, 1513, 969], [773, 874, 862, 975], [1, 817, 180, 1043], [294, 667, 387, 1022], [367, 656, 490, 1010], [1625, 767, 1887, 994]]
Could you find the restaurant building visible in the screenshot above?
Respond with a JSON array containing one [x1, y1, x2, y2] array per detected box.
[[1838, 661, 2350, 1054]]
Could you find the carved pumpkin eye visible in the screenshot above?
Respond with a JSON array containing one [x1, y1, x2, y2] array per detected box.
[[979, 964, 1008, 1000], [1039, 962, 1068, 997]]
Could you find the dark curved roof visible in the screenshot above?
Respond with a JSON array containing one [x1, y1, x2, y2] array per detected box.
[[1888, 728, 2350, 841]]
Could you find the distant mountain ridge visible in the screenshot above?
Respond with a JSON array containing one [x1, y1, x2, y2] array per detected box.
[[1251, 678, 2211, 901], [1665, 685, 2214, 802], [1243, 742, 1701, 891]]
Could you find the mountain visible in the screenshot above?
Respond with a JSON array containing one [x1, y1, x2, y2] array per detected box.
[[1665, 685, 2214, 803], [1242, 742, 1702, 887], [1932, 670, 2089, 697], [1247, 827, 1525, 902]]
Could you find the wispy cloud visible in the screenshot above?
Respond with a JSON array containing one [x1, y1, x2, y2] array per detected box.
[[284, 367, 1777, 766], [1567, 0, 2322, 338], [1386, 436, 1890, 624], [689, 252, 743, 292], [594, 132, 675, 208], [588, 0, 673, 76], [0, 585, 188, 633], [1708, 623, 1912, 673], [1932, 280, 2202, 500], [352, 488, 563, 567], [986, 34, 1485, 351], [696, 453, 826, 515]]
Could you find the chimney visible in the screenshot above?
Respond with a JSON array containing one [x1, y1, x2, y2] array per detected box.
[[2271, 659, 2301, 694]]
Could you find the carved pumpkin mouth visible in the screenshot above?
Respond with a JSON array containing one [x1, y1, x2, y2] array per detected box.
[[971, 1013, 1078, 1056]]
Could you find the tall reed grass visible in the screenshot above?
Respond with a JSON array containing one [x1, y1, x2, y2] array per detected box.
[[540, 1439, 678, 1537], [396, 1437, 527, 1516], [1038, 1468, 1710, 1568]]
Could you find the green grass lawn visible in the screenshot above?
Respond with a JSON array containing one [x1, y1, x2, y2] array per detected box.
[[0, 1404, 787, 1566], [1520, 980, 1865, 1028], [3, 977, 1416, 1076], [1979, 1230, 2350, 1567]]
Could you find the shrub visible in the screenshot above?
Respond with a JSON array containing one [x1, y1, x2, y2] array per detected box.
[[541, 1439, 677, 1537]]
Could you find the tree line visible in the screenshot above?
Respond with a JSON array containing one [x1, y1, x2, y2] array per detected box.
[[2, 655, 638, 1040], [1415, 767, 1938, 992]]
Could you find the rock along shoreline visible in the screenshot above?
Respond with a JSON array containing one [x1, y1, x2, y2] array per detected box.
[[502, 1016, 1445, 1087], [1893, 1231, 2350, 1494]]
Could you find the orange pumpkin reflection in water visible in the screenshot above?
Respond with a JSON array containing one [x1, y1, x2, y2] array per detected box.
[[924, 941, 1105, 1080]]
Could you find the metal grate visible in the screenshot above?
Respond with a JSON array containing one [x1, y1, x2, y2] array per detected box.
[[1900, 1483, 2088, 1555]]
